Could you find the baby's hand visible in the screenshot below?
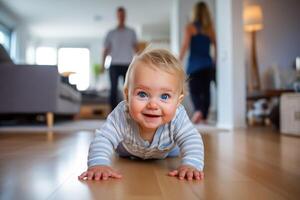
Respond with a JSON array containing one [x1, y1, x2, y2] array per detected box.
[[78, 165, 122, 181], [168, 165, 204, 181]]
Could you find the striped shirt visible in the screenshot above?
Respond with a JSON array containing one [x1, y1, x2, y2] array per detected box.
[[88, 101, 204, 170]]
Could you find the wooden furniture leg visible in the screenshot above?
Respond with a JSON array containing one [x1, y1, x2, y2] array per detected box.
[[46, 112, 54, 128]]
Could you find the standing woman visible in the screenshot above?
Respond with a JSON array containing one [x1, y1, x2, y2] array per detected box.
[[179, 1, 216, 123]]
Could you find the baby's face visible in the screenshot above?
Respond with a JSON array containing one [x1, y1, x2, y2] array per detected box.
[[125, 62, 183, 134]]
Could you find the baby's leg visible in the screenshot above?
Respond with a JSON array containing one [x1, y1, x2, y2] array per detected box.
[[167, 146, 180, 157]]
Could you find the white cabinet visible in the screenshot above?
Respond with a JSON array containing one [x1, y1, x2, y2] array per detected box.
[[280, 93, 300, 135]]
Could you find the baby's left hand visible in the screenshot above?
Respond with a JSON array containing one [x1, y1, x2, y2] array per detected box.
[[168, 165, 204, 181]]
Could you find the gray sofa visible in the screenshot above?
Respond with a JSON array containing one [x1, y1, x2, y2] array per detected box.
[[0, 44, 81, 127]]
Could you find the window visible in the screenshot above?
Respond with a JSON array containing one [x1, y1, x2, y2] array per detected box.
[[58, 48, 90, 91], [35, 47, 57, 65], [0, 32, 5, 44]]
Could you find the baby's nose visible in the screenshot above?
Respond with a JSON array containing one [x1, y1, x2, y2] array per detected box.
[[147, 100, 159, 109]]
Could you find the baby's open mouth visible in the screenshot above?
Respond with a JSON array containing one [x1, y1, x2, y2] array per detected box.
[[143, 113, 161, 118]]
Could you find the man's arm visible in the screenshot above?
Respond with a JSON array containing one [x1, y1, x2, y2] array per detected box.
[[101, 47, 109, 72], [102, 31, 111, 71], [131, 29, 140, 54]]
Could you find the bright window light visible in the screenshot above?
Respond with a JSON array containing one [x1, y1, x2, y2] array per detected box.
[[58, 48, 90, 91], [26, 46, 35, 64], [36, 47, 57, 65], [0, 30, 10, 50]]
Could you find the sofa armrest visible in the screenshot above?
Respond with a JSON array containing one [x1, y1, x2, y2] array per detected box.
[[0, 64, 60, 113]]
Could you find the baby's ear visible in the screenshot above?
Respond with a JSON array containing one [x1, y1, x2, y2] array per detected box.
[[123, 88, 129, 102], [177, 94, 184, 106]]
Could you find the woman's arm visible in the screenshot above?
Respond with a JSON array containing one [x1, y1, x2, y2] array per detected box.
[[179, 24, 193, 61], [209, 28, 217, 64]]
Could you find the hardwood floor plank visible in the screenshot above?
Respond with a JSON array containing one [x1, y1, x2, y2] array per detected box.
[[0, 127, 299, 200]]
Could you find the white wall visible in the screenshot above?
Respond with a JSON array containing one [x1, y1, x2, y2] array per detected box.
[[216, 0, 246, 129], [0, 4, 16, 29]]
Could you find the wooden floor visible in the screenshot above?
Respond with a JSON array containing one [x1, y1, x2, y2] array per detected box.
[[0, 127, 299, 200]]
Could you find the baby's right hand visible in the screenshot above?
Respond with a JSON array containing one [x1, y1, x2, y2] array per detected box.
[[78, 165, 122, 181]]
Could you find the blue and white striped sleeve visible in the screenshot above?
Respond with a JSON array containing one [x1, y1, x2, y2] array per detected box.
[[173, 106, 204, 171], [87, 104, 125, 168]]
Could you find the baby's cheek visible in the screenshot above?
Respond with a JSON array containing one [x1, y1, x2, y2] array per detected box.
[[130, 106, 139, 116], [163, 105, 178, 121]]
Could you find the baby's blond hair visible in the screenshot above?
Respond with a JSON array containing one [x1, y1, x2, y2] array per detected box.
[[124, 48, 187, 96]]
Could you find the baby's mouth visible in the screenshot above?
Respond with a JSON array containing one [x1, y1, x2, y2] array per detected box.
[[143, 113, 161, 118]]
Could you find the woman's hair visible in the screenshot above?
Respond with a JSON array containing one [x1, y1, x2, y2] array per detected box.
[[124, 48, 187, 96], [192, 1, 214, 36]]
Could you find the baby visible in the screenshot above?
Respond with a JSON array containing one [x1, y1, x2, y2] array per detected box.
[[79, 48, 204, 181]]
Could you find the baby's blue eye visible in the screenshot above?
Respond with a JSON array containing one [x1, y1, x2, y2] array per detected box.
[[161, 93, 170, 100], [137, 91, 148, 98]]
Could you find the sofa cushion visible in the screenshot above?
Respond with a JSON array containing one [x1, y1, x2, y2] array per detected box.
[[59, 83, 82, 103]]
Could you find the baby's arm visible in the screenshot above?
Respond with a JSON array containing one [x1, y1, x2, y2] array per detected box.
[[79, 106, 125, 181], [170, 107, 205, 180]]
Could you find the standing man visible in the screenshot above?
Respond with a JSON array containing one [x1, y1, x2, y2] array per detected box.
[[103, 6, 138, 111]]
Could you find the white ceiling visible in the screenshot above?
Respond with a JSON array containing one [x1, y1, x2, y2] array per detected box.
[[1, 0, 173, 40]]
